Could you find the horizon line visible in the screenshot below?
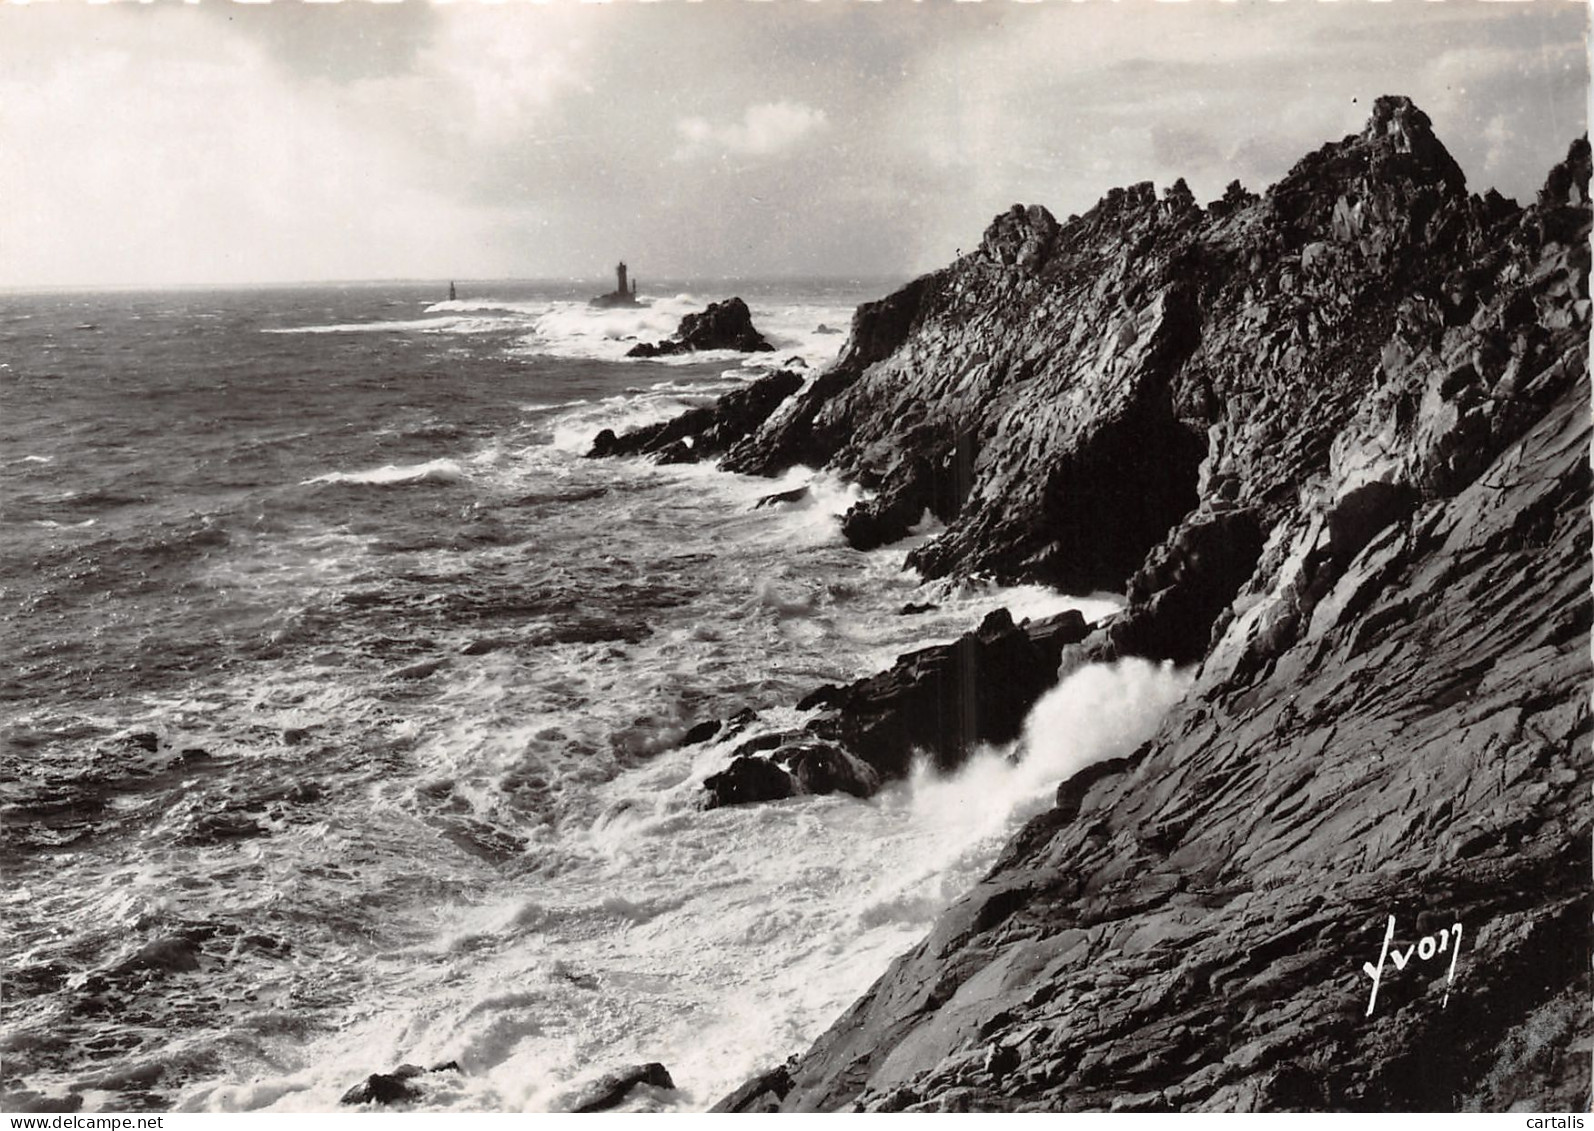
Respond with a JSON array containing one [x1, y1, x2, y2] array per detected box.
[[0, 272, 915, 297]]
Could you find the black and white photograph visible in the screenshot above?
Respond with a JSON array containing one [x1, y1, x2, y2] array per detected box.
[[1, 0, 1588, 1115]]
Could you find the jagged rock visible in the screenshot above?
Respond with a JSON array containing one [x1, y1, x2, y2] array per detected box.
[[795, 607, 1091, 780], [679, 720, 722, 747], [627, 298, 773, 357], [702, 99, 1496, 601], [586, 369, 803, 463], [340, 1072, 421, 1106], [718, 103, 1591, 1113], [776, 740, 881, 799], [339, 1062, 459, 1106], [711, 1065, 793, 1113], [696, 607, 1093, 805], [755, 485, 810, 509], [1538, 136, 1591, 208], [1064, 507, 1266, 668], [702, 755, 795, 808], [1207, 179, 1259, 218], [567, 1063, 676, 1112], [981, 204, 1061, 271]]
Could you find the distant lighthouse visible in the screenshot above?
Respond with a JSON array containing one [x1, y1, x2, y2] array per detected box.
[[591, 260, 645, 307]]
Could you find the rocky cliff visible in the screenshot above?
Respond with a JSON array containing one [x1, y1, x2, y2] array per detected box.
[[706, 98, 1591, 1110]]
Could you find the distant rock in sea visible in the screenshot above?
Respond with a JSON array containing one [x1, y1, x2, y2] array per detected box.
[[626, 297, 774, 357]]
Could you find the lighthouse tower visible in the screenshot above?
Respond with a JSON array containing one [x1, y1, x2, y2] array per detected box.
[[616, 261, 629, 296]]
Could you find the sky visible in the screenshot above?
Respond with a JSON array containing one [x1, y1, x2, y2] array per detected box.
[[1, 0, 1587, 289]]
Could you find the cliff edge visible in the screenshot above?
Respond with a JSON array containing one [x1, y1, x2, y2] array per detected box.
[[710, 98, 1591, 1111]]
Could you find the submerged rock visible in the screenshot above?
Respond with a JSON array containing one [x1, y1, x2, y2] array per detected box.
[[109, 936, 202, 978], [679, 719, 723, 747], [755, 485, 811, 509]]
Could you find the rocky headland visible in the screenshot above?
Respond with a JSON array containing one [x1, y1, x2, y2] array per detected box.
[[593, 96, 1590, 1109]]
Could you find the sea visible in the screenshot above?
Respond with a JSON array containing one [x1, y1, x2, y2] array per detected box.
[[0, 279, 1188, 1113]]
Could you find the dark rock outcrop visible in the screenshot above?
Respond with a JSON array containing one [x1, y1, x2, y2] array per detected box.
[[702, 608, 1093, 806], [586, 369, 802, 463], [801, 608, 1091, 779], [340, 1061, 462, 1106], [566, 1063, 676, 1113], [626, 297, 773, 357], [703, 755, 797, 809], [341, 1066, 425, 1106], [710, 1065, 793, 1113], [716, 108, 1591, 1111]]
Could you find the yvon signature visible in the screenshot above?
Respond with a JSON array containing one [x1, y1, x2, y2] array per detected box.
[[1361, 915, 1464, 1016]]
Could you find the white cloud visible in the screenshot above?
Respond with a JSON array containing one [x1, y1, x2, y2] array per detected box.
[[674, 101, 828, 159], [0, 2, 1582, 286], [0, 10, 509, 286]]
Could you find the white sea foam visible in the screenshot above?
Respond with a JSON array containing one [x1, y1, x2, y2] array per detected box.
[[301, 458, 467, 487], [31, 318, 1159, 1116], [265, 315, 514, 335], [213, 658, 1188, 1113], [270, 291, 858, 370]]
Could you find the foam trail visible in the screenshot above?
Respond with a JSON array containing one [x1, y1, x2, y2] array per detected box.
[[302, 458, 466, 486]]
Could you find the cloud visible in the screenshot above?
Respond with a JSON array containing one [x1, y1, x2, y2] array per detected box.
[[675, 101, 828, 160], [0, 2, 1583, 287]]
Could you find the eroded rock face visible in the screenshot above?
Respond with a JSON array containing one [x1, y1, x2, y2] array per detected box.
[[626, 297, 773, 357], [715, 98, 1502, 614], [716, 113, 1591, 1111]]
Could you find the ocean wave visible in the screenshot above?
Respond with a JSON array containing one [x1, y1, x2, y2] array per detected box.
[[265, 315, 523, 336], [302, 459, 467, 487]]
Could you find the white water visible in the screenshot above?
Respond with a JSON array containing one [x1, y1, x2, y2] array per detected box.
[[270, 291, 851, 371], [10, 285, 1185, 1115], [189, 659, 1188, 1113]]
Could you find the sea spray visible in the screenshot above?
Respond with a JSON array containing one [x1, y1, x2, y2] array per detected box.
[[200, 659, 1191, 1112], [4, 279, 1108, 1116]]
